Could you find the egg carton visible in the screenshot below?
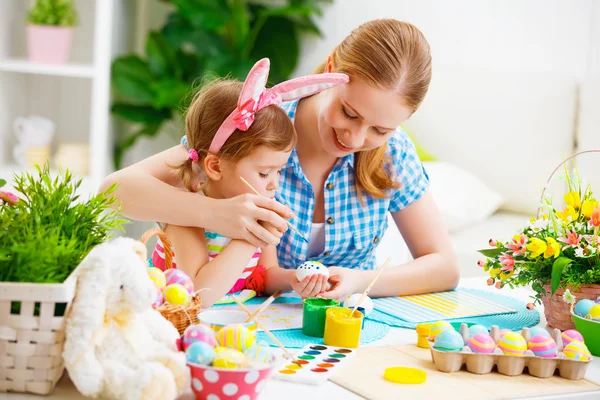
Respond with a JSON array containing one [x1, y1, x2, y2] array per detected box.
[[430, 324, 591, 380]]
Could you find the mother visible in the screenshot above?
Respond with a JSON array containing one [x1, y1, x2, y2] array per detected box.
[[101, 19, 459, 301]]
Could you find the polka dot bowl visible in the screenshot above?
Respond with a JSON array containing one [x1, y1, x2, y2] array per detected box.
[[188, 361, 276, 400]]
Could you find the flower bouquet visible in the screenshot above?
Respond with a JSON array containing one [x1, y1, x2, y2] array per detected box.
[[478, 151, 600, 330]]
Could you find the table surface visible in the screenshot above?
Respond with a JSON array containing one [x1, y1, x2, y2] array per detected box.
[[4, 277, 600, 400]]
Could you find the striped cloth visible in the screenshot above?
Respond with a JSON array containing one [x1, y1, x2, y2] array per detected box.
[[151, 231, 261, 294]]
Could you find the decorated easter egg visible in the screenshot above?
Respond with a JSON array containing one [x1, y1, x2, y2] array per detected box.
[[575, 299, 596, 318], [561, 329, 584, 346], [152, 283, 164, 307], [216, 324, 256, 352], [164, 269, 194, 294], [498, 332, 527, 356], [468, 324, 489, 337], [296, 261, 329, 281], [499, 329, 513, 338], [344, 293, 374, 316], [529, 327, 551, 338], [213, 346, 247, 369], [468, 333, 496, 354], [589, 304, 600, 319], [183, 324, 217, 351], [163, 283, 189, 305], [148, 267, 166, 289], [527, 334, 557, 358], [433, 329, 464, 352], [563, 340, 591, 361], [186, 341, 215, 365], [244, 341, 273, 366], [596, 296, 600, 304], [429, 321, 453, 340]]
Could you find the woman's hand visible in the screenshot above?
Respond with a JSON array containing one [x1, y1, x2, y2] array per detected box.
[[203, 194, 293, 249], [291, 274, 329, 299], [320, 267, 363, 302]]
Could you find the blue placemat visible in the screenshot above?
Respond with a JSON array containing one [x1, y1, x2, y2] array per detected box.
[[367, 287, 540, 330]]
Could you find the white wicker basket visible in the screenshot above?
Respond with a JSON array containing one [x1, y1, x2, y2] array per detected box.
[[0, 268, 78, 395]]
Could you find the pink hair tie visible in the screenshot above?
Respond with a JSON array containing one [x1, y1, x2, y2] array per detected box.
[[188, 149, 199, 162]]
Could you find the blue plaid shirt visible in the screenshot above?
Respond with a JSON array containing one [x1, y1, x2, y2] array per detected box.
[[276, 100, 430, 271]]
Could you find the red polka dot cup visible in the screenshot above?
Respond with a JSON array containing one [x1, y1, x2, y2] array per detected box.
[[188, 362, 275, 400]]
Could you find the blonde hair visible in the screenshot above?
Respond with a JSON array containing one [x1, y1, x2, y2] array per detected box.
[[176, 80, 297, 192], [316, 19, 432, 199]]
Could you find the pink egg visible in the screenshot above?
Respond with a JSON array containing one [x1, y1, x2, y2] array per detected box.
[[561, 329, 584, 346], [528, 334, 557, 358], [183, 324, 217, 351], [165, 269, 194, 294], [468, 333, 496, 354]]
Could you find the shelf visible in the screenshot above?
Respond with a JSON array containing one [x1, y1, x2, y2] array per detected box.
[[0, 59, 95, 78]]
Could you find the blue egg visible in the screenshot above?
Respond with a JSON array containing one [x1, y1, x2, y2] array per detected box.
[[186, 341, 215, 365], [244, 340, 272, 365], [468, 324, 488, 337], [575, 299, 596, 318], [433, 329, 465, 352], [529, 327, 551, 338]]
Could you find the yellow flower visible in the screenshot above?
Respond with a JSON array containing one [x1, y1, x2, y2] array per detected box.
[[557, 205, 577, 222], [543, 237, 560, 259], [581, 199, 599, 218], [564, 191, 581, 209], [500, 269, 514, 281], [526, 237, 547, 258]]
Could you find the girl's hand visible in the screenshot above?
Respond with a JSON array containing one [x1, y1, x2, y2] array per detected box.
[[320, 267, 362, 302], [205, 194, 293, 248], [291, 274, 329, 299]]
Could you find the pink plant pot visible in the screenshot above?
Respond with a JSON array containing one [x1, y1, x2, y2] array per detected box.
[[27, 25, 74, 65], [188, 362, 275, 400]]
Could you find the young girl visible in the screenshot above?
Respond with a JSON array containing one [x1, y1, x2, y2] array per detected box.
[[149, 59, 348, 307], [102, 19, 460, 302]]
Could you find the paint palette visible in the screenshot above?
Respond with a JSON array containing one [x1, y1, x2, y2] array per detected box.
[[273, 344, 355, 385]]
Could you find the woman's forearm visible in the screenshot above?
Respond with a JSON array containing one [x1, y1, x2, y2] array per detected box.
[[366, 251, 460, 297], [264, 267, 295, 294]]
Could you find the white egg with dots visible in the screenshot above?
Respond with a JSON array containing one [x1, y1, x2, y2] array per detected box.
[[344, 293, 374, 316], [296, 261, 329, 281]]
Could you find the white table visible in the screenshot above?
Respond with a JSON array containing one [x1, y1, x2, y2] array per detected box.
[[5, 277, 600, 400]]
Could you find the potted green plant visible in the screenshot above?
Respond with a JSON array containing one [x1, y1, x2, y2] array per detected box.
[[0, 165, 126, 395], [26, 0, 78, 64]]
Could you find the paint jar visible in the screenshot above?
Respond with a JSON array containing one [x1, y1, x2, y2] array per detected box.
[[416, 323, 433, 349], [302, 298, 339, 337], [323, 307, 363, 348]]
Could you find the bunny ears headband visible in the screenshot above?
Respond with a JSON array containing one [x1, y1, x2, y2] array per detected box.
[[207, 58, 349, 154]]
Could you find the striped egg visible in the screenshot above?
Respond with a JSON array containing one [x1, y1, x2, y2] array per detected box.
[[183, 324, 217, 351], [217, 324, 256, 352], [468, 324, 489, 337], [563, 340, 591, 361], [527, 334, 557, 358], [468, 333, 496, 354], [433, 329, 464, 352], [529, 327, 551, 338], [152, 283, 164, 307], [561, 329, 584, 346], [186, 341, 215, 365], [429, 321, 454, 340], [148, 267, 166, 289], [498, 332, 527, 356], [499, 329, 513, 338], [213, 346, 247, 369], [164, 269, 194, 294]]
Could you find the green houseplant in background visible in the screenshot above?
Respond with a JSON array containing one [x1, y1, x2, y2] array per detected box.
[[27, 0, 78, 64], [111, 0, 332, 168], [0, 165, 127, 285]]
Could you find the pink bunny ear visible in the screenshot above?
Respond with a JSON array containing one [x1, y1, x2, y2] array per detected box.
[[270, 73, 350, 102], [238, 58, 270, 109]]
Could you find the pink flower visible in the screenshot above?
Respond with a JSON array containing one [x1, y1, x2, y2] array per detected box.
[[506, 234, 528, 256], [589, 207, 600, 228], [558, 229, 582, 248], [0, 191, 18, 205], [499, 254, 515, 272]]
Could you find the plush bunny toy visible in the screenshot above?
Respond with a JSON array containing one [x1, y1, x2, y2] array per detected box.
[[63, 237, 189, 400]]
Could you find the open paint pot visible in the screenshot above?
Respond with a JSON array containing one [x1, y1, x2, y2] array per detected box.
[[323, 307, 363, 348], [302, 298, 339, 337], [197, 309, 257, 332]]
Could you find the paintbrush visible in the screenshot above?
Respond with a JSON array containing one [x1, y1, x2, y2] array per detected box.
[[347, 256, 392, 319], [240, 176, 308, 243], [231, 294, 301, 366], [244, 289, 282, 323]]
